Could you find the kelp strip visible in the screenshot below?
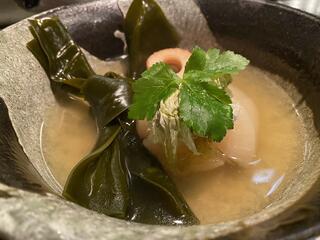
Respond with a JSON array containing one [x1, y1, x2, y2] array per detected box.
[[27, 17, 198, 225], [124, 0, 180, 78]]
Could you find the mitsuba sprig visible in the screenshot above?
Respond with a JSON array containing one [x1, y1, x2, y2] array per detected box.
[[128, 47, 250, 142]]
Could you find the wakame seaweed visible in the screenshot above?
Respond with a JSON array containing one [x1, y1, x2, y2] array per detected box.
[[27, 17, 199, 225], [124, 0, 180, 78]]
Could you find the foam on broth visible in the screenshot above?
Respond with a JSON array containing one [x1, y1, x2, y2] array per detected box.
[[41, 65, 304, 224]]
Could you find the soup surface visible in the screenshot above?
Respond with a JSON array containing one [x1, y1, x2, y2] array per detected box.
[[41, 65, 305, 224]]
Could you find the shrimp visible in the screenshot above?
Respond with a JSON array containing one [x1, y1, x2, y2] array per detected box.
[[146, 48, 191, 77]]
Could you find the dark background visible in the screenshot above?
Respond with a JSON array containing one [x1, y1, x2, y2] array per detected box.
[[0, 0, 319, 29]]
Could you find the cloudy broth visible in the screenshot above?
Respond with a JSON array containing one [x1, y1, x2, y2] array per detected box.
[[41, 65, 304, 224]]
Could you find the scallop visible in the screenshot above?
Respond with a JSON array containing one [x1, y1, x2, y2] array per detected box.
[[215, 84, 258, 166]]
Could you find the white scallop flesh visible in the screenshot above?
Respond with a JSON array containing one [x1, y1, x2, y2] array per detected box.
[[215, 84, 258, 166]]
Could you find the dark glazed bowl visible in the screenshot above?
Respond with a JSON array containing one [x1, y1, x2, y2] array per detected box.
[[0, 0, 319, 239]]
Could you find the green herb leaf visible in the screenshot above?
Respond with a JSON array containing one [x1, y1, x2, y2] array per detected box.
[[179, 80, 233, 142], [180, 47, 249, 141], [128, 62, 180, 120], [184, 47, 250, 87]]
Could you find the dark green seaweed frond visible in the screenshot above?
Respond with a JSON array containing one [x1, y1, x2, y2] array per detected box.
[[124, 0, 180, 78], [27, 16, 198, 225]]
